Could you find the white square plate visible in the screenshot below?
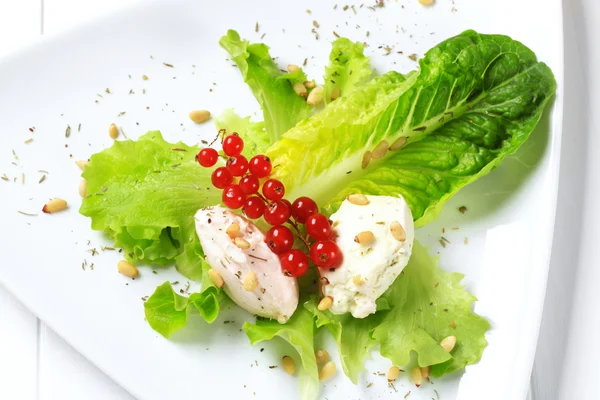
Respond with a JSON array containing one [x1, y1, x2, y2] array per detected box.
[[0, 0, 563, 399]]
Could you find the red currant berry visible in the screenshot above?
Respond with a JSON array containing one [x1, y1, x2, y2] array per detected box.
[[197, 148, 218, 167], [223, 133, 244, 156], [280, 249, 309, 277], [310, 240, 343, 269], [282, 199, 292, 210], [249, 155, 272, 178], [305, 214, 332, 241], [239, 175, 260, 195], [211, 167, 233, 189], [262, 179, 285, 201], [226, 155, 249, 177], [222, 185, 246, 209], [242, 196, 265, 219], [264, 200, 292, 226], [291, 197, 319, 224], [265, 226, 294, 255]]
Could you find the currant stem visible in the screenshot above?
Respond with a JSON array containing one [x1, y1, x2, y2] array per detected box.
[[287, 218, 310, 251]]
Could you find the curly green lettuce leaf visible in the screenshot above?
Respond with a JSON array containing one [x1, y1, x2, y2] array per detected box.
[[243, 306, 318, 400], [214, 108, 270, 157], [323, 38, 372, 104], [144, 273, 230, 338], [372, 241, 490, 377], [279, 67, 309, 87], [268, 31, 556, 225], [79, 131, 220, 280], [220, 30, 312, 142], [305, 299, 382, 384]]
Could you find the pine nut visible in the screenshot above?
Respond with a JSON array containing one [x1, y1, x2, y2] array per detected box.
[[419, 0, 435, 5], [421, 366, 431, 378], [352, 275, 364, 286], [293, 82, 307, 98], [75, 160, 90, 170], [208, 268, 224, 288], [117, 260, 138, 278], [371, 140, 389, 159], [315, 349, 329, 363], [109, 123, 119, 139], [304, 80, 316, 89], [361, 151, 372, 169], [243, 271, 258, 291], [287, 64, 300, 73], [42, 198, 68, 213], [307, 87, 324, 106], [387, 366, 400, 382], [440, 335, 457, 352], [317, 296, 333, 311], [234, 237, 251, 249], [330, 87, 341, 101], [142, 74, 149, 80], [390, 136, 407, 151], [226, 223, 241, 238], [319, 361, 337, 381], [347, 194, 369, 205], [78, 180, 87, 197], [390, 221, 407, 242], [189, 110, 211, 124], [282, 355, 296, 375], [354, 231, 375, 245], [411, 367, 422, 387]]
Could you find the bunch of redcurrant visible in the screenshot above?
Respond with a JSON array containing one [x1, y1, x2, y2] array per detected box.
[[197, 132, 343, 278]]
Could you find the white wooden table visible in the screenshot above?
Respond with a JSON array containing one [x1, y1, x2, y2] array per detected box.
[[1, 1, 597, 399]]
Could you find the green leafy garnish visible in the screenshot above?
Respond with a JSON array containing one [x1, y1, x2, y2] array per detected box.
[[323, 37, 372, 103], [80, 131, 219, 280], [213, 108, 270, 157], [243, 306, 318, 400], [220, 30, 312, 142]]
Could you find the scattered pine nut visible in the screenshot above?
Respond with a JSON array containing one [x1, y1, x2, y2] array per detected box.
[[418, 0, 435, 5], [75, 160, 90, 170], [208, 268, 224, 288], [361, 151, 372, 169], [315, 349, 329, 364], [390, 221, 407, 242], [304, 80, 316, 89], [371, 140, 389, 159], [234, 237, 251, 249], [352, 275, 365, 286], [293, 82, 308, 98], [390, 136, 407, 151], [440, 336, 457, 353], [354, 231, 375, 245], [282, 356, 296, 375], [347, 194, 369, 205], [189, 110, 211, 124], [243, 271, 258, 291], [117, 260, 138, 278], [142, 74, 149, 80], [287, 64, 300, 73], [387, 366, 401, 382], [411, 367, 422, 387], [330, 87, 341, 101], [78, 180, 87, 198], [109, 123, 119, 139], [42, 198, 67, 214], [319, 361, 337, 381], [226, 223, 241, 238], [317, 296, 333, 311], [421, 366, 431, 379], [307, 87, 324, 106]]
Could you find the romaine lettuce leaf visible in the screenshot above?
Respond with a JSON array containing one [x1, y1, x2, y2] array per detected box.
[[80, 131, 220, 280], [220, 30, 312, 142], [373, 241, 490, 377], [243, 306, 319, 400], [268, 30, 556, 226], [323, 38, 372, 103], [214, 108, 270, 157]]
